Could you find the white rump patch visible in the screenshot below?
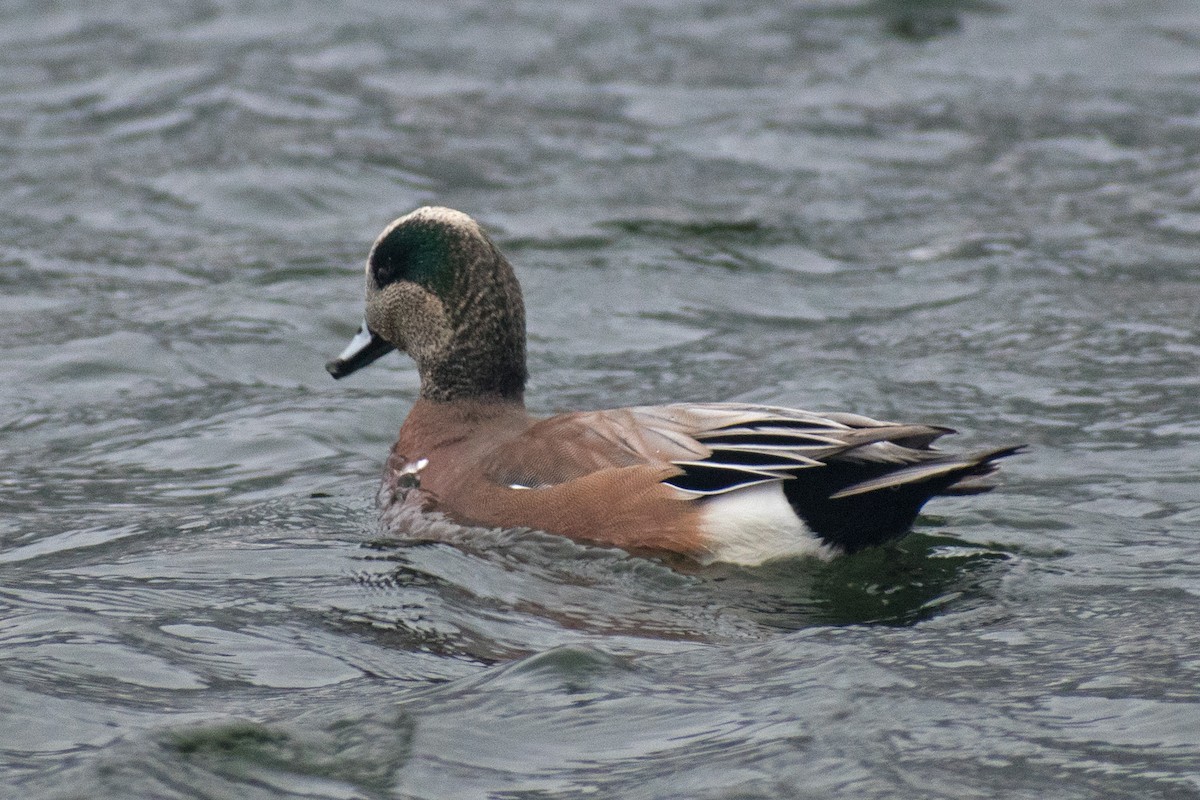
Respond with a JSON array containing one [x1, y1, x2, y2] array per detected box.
[[696, 482, 839, 566]]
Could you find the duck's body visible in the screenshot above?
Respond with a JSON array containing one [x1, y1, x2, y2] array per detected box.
[[329, 207, 1020, 565]]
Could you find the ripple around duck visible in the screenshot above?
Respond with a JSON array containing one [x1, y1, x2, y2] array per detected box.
[[364, 499, 1018, 641]]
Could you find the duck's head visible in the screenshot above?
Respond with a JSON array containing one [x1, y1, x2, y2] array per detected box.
[[326, 207, 527, 402]]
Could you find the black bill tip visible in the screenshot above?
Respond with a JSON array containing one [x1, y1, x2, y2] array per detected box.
[[326, 320, 395, 379]]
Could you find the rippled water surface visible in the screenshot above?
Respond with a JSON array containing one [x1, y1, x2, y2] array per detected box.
[[4, 1, 1200, 797]]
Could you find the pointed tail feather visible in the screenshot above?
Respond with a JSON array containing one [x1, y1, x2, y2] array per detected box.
[[828, 444, 1025, 500]]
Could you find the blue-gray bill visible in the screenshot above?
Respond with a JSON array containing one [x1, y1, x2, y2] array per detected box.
[[326, 319, 395, 379]]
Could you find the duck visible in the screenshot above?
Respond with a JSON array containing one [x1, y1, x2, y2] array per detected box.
[[327, 206, 1021, 566]]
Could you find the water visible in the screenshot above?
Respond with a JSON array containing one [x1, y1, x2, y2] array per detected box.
[[3, 0, 1200, 797]]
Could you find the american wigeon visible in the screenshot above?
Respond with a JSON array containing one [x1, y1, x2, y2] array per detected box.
[[328, 207, 1021, 565]]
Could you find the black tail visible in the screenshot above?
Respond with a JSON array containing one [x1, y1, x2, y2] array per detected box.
[[782, 445, 1025, 553]]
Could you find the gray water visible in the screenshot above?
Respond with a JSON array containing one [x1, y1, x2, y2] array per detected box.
[[3, 1, 1200, 797]]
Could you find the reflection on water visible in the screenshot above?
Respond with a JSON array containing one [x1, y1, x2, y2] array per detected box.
[[355, 527, 1011, 647], [718, 533, 1012, 629]]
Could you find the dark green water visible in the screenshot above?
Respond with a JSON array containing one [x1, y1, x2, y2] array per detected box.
[[4, 1, 1200, 797]]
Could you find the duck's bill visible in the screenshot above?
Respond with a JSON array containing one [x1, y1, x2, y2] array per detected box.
[[325, 320, 395, 379]]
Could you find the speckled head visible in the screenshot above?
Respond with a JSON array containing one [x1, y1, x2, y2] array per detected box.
[[326, 207, 527, 403], [367, 206, 478, 297]]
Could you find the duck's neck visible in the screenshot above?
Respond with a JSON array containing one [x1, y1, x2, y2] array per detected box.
[[415, 243, 527, 404], [416, 326, 526, 404], [419, 359, 525, 404]]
